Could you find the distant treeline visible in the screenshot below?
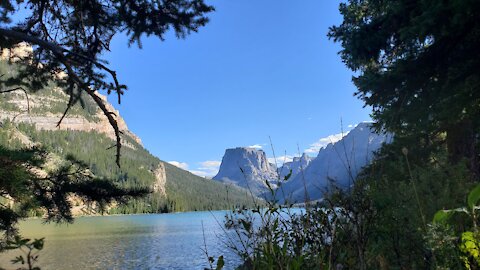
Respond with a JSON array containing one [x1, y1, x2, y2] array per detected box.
[[0, 120, 256, 214]]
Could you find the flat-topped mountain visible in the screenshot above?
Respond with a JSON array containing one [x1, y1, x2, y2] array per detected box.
[[214, 123, 392, 202], [213, 147, 278, 194], [0, 59, 253, 213]]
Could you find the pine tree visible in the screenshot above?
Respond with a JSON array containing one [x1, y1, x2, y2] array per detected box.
[[0, 0, 214, 165], [328, 0, 480, 176], [0, 0, 214, 249]]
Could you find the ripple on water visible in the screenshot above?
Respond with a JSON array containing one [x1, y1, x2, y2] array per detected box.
[[0, 212, 242, 270]]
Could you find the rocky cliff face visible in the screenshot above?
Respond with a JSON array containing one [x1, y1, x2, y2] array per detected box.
[[278, 122, 392, 202], [0, 91, 142, 148], [0, 45, 257, 213], [213, 147, 278, 195], [0, 43, 141, 147], [152, 163, 167, 196], [96, 93, 143, 146], [213, 124, 391, 201], [278, 153, 313, 181], [1, 42, 33, 61]]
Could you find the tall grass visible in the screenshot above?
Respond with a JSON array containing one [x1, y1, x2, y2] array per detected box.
[[208, 128, 380, 270]]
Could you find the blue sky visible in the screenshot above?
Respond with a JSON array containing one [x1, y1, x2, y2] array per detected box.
[[104, 0, 371, 177]]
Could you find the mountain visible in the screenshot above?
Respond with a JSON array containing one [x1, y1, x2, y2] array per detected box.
[[213, 147, 278, 194], [277, 122, 392, 202], [0, 59, 254, 214], [212, 124, 391, 202], [278, 153, 314, 181]]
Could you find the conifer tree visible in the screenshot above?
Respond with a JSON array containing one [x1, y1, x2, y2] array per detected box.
[[0, 0, 214, 165], [0, 0, 214, 249], [329, 0, 480, 176]]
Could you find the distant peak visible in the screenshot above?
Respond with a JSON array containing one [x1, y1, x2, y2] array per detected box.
[[214, 146, 278, 194]]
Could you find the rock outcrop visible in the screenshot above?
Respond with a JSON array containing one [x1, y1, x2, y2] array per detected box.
[[152, 163, 167, 196], [278, 153, 313, 181], [1, 42, 33, 61], [0, 90, 142, 147], [0, 43, 257, 214], [0, 43, 142, 146], [213, 147, 278, 195]]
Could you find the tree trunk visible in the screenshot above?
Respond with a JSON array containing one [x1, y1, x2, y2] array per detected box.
[[446, 119, 479, 179]]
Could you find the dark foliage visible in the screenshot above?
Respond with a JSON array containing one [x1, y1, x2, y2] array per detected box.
[[223, 2, 480, 269], [0, 145, 149, 251], [328, 0, 480, 177], [0, 0, 214, 166]]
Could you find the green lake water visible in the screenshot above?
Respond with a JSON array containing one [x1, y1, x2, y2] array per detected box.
[[0, 211, 239, 270]]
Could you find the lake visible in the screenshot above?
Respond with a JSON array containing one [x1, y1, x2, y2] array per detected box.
[[0, 211, 241, 270]]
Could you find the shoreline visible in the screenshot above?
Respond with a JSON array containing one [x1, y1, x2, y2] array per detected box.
[[23, 208, 233, 220]]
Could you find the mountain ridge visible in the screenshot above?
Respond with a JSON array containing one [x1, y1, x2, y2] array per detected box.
[[0, 58, 255, 214], [213, 123, 392, 202], [278, 122, 391, 202], [278, 153, 313, 181]]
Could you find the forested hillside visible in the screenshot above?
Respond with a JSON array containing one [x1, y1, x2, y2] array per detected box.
[[0, 60, 255, 214]]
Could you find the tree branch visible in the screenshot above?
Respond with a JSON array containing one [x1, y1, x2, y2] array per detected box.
[[62, 63, 122, 167], [0, 86, 31, 114], [0, 27, 122, 167]]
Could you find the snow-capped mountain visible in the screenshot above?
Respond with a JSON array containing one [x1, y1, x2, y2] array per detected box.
[[213, 147, 278, 194]]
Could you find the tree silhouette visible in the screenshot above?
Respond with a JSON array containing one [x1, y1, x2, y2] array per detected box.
[[329, 0, 480, 176], [0, 0, 214, 166], [0, 0, 214, 253]]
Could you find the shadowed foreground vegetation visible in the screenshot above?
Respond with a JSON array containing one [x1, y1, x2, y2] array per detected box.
[[213, 0, 480, 269], [1, 0, 480, 269]]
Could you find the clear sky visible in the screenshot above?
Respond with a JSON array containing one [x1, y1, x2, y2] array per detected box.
[[103, 0, 371, 177]]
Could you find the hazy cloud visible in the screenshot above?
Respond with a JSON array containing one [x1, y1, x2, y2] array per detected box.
[[167, 161, 189, 170], [268, 155, 296, 166], [304, 132, 348, 154], [169, 160, 222, 178], [188, 170, 211, 178], [189, 160, 222, 178], [248, 144, 264, 149], [199, 160, 221, 168]]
